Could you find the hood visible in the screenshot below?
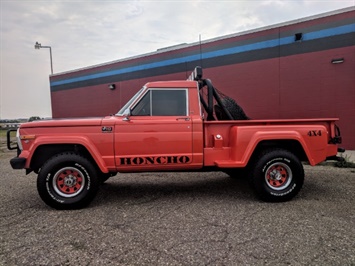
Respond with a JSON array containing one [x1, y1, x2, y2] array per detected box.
[[20, 117, 104, 128]]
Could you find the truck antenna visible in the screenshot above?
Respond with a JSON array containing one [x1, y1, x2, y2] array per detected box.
[[199, 34, 202, 67]]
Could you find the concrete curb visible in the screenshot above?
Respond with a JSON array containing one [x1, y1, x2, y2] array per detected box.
[[338, 150, 355, 163]]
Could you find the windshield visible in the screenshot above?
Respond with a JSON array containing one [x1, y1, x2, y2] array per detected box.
[[116, 87, 145, 116]]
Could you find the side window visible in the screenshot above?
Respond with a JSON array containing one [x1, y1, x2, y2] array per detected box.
[[152, 90, 187, 116], [132, 89, 187, 116]]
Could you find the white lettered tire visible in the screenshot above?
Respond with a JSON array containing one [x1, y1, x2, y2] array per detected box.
[[250, 149, 304, 202], [37, 152, 99, 209]]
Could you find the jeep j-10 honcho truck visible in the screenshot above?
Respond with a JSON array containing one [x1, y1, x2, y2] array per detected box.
[[7, 67, 344, 209]]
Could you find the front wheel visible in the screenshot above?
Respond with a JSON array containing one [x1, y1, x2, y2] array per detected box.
[[250, 149, 304, 202], [37, 152, 99, 209]]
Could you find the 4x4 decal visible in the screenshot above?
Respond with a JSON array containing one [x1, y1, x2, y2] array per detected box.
[[307, 130, 322, 137]]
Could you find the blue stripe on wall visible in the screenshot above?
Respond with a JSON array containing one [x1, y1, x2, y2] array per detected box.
[[51, 23, 355, 87]]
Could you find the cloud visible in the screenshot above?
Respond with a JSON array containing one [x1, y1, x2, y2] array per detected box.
[[125, 0, 144, 19]]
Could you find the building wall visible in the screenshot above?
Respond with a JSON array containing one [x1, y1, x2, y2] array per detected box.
[[50, 7, 355, 149]]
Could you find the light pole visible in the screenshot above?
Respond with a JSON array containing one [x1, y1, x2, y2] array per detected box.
[[35, 41, 53, 74]]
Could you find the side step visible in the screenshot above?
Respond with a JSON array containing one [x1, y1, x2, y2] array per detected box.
[[214, 160, 244, 168]]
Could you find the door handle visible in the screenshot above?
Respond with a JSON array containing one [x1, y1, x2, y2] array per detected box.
[[176, 117, 190, 121]]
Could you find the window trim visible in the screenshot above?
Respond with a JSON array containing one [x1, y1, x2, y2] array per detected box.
[[131, 88, 189, 116], [116, 86, 146, 116]]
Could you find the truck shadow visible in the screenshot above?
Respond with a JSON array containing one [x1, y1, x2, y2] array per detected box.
[[94, 172, 256, 206]]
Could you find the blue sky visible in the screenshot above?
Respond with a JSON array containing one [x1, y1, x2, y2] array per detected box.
[[1, 0, 354, 119]]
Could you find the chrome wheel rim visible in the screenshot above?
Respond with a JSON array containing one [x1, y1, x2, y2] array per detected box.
[[53, 167, 85, 198], [265, 162, 292, 190]]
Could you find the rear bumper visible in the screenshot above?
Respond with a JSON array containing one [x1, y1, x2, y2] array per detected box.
[[10, 157, 26, 169], [326, 147, 346, 162]]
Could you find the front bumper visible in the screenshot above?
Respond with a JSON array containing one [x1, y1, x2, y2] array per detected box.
[[10, 157, 26, 169]]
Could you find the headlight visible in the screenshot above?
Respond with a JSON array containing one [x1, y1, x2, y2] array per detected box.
[[16, 129, 23, 151]]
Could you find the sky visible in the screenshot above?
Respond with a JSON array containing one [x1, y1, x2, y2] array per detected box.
[[0, 0, 354, 119]]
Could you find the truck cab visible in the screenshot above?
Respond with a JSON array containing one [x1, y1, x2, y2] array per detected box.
[[114, 81, 204, 172]]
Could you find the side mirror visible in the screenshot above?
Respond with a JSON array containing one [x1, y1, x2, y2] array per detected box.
[[123, 108, 131, 121]]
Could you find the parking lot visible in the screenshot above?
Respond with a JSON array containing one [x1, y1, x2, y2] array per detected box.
[[1, 150, 354, 265]]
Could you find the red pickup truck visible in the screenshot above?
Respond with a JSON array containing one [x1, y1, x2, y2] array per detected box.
[[7, 67, 343, 209]]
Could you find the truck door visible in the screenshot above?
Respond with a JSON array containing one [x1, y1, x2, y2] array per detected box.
[[114, 88, 194, 171]]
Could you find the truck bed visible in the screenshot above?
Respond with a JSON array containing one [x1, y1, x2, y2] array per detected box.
[[203, 118, 340, 167]]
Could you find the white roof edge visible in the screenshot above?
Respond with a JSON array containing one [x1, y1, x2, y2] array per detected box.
[[52, 6, 355, 77], [199, 6, 355, 44]]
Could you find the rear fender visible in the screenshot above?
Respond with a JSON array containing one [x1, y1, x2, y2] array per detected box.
[[230, 126, 328, 166]]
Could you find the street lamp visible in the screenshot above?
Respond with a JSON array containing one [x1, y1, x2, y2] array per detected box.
[[34, 41, 53, 74]]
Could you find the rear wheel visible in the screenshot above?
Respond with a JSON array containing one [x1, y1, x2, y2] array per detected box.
[[250, 149, 304, 202], [37, 152, 99, 209]]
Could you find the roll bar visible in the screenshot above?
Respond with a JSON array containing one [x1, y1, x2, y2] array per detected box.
[[188, 66, 233, 120]]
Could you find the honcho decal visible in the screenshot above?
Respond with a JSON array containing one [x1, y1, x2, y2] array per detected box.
[[119, 156, 191, 166]]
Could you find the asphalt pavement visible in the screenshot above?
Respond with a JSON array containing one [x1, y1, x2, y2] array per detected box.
[[1, 150, 354, 265]]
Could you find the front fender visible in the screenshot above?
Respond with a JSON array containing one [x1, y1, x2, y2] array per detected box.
[[21, 135, 109, 173]]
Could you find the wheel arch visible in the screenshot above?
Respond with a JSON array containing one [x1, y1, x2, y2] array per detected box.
[[30, 144, 108, 174], [248, 139, 308, 166]]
